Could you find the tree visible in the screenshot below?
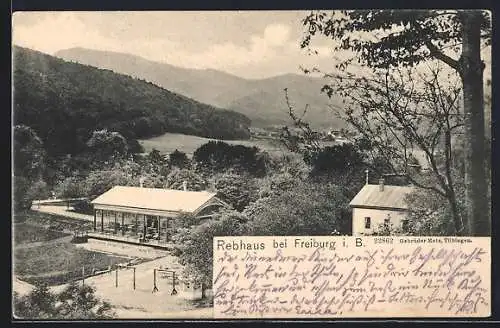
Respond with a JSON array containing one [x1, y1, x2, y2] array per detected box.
[[126, 138, 144, 154], [404, 150, 467, 236], [14, 125, 46, 180], [193, 141, 267, 176], [13, 176, 33, 211], [173, 212, 202, 229], [147, 149, 167, 168], [26, 180, 51, 201], [14, 125, 48, 210], [265, 151, 310, 179], [84, 168, 136, 197], [54, 176, 88, 198], [212, 173, 259, 211], [172, 211, 249, 287], [254, 172, 300, 200], [245, 181, 351, 235], [169, 149, 190, 169], [85, 129, 129, 166], [13, 282, 114, 319], [310, 146, 367, 202], [54, 282, 114, 319], [166, 168, 208, 191], [301, 9, 491, 235], [141, 172, 167, 188], [13, 284, 57, 319], [314, 64, 467, 234]]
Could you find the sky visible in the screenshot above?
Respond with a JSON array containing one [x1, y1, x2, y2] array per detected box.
[[12, 11, 338, 79], [12, 11, 491, 81]]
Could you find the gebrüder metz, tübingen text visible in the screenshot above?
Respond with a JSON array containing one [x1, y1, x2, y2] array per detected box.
[[216, 238, 337, 251]]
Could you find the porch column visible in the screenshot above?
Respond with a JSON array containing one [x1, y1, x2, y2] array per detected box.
[[157, 216, 160, 240], [93, 209, 97, 231], [101, 210, 104, 232], [135, 214, 138, 236], [143, 214, 147, 237], [166, 218, 170, 242], [121, 213, 125, 236], [114, 212, 117, 235]]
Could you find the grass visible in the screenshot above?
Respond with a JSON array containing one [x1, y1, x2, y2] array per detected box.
[[13, 213, 145, 286], [138, 132, 285, 155], [14, 223, 70, 245], [14, 240, 132, 286], [14, 210, 93, 232]]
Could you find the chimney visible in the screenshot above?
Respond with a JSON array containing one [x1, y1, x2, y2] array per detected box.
[[378, 178, 385, 192], [182, 181, 188, 191], [139, 177, 145, 188], [365, 169, 369, 185]]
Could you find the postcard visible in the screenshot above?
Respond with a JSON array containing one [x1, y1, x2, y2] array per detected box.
[[11, 9, 492, 320]]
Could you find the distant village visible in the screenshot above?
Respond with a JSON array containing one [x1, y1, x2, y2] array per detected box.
[[250, 126, 356, 143]]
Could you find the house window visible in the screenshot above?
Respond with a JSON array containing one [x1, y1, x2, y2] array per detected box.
[[402, 219, 409, 232], [364, 217, 371, 229]]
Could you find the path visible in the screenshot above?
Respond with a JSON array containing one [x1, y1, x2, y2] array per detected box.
[[49, 254, 213, 318], [13, 276, 35, 296], [31, 205, 94, 222]]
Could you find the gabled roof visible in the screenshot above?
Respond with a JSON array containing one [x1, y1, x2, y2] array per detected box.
[[91, 186, 220, 214], [349, 184, 414, 211]]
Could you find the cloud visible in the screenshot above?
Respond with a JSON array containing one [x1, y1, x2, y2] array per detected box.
[[263, 23, 290, 46], [11, 13, 320, 78], [12, 12, 122, 55], [159, 23, 294, 71]]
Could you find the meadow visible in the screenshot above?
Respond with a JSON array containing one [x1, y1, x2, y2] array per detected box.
[[13, 212, 141, 286], [14, 240, 132, 286], [138, 132, 286, 155], [14, 223, 70, 245]]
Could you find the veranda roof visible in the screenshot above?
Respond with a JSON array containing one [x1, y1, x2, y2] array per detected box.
[[91, 186, 218, 214]]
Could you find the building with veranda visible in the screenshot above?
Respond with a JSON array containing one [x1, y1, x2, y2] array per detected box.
[[89, 185, 229, 245]]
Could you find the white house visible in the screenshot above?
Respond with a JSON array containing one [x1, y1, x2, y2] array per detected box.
[[349, 179, 414, 235]]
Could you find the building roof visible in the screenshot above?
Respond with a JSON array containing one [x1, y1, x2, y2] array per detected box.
[[349, 184, 415, 211], [91, 186, 219, 214]]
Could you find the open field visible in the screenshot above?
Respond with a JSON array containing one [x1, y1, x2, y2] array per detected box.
[[14, 210, 93, 232], [139, 132, 345, 157], [12, 213, 153, 286], [14, 239, 135, 286], [14, 223, 70, 245], [138, 132, 285, 155]]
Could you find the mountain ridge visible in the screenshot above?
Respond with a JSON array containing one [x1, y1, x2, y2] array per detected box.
[[13, 45, 251, 158], [55, 47, 346, 129]]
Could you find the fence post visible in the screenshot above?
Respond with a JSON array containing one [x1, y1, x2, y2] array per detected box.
[[133, 267, 136, 290], [152, 269, 158, 293], [171, 271, 177, 295]]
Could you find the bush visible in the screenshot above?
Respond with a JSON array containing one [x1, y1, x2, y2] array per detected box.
[[13, 282, 115, 319], [72, 200, 94, 215], [14, 176, 35, 211]]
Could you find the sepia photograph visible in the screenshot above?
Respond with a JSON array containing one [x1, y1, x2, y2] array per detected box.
[[11, 9, 492, 320]]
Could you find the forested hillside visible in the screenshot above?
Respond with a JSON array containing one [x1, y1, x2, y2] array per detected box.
[[56, 47, 345, 129], [13, 46, 251, 158]]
